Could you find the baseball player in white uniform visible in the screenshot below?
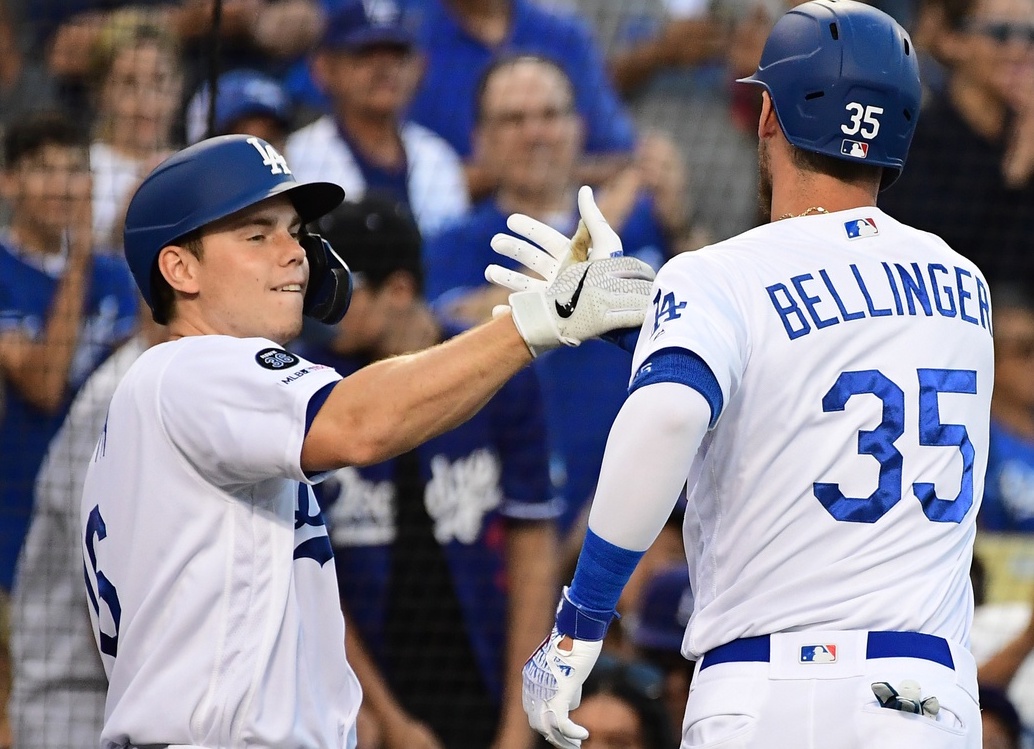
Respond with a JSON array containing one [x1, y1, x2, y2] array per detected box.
[[79, 134, 655, 748], [516, 2, 993, 747]]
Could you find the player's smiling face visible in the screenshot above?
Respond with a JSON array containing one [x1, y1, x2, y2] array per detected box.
[[190, 196, 307, 343]]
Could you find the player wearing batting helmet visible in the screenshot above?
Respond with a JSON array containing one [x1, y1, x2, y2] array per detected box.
[[80, 133, 655, 747], [517, 2, 993, 748]]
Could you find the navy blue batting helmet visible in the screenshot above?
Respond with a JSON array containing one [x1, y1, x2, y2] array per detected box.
[[124, 134, 351, 323], [738, 0, 921, 189]]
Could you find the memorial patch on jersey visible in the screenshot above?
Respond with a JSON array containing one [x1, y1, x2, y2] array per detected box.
[[256, 347, 299, 370], [841, 139, 869, 159], [844, 218, 879, 240], [800, 644, 837, 663]]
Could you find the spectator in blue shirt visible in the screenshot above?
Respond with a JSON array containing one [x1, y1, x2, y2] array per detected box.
[[300, 194, 560, 749], [979, 284, 1034, 532], [424, 55, 689, 534], [405, 0, 638, 201], [0, 111, 138, 592]]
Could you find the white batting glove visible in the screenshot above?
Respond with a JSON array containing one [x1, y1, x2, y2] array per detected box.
[[487, 186, 623, 294], [523, 628, 603, 748], [485, 187, 652, 357], [493, 256, 654, 357], [488, 186, 623, 287]]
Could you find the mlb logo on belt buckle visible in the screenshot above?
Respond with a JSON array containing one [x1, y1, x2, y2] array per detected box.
[[800, 644, 837, 663]]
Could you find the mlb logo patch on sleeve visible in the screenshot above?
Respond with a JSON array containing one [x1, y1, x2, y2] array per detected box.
[[800, 644, 837, 663], [844, 218, 879, 239], [841, 139, 869, 159]]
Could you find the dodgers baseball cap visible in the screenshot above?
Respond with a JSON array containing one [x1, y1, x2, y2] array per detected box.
[[631, 565, 692, 653], [185, 69, 293, 145], [320, 0, 413, 51]]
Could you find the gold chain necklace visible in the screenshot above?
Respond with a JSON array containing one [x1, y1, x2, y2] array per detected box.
[[777, 206, 829, 220]]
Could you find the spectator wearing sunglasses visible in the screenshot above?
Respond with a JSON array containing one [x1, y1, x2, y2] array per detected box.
[[881, 0, 1034, 286]]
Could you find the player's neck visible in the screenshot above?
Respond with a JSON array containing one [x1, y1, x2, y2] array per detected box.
[[769, 176, 876, 222], [992, 400, 1034, 440]]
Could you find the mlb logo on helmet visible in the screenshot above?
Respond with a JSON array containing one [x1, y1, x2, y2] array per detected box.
[[845, 218, 879, 239], [800, 644, 838, 663], [841, 139, 869, 159]]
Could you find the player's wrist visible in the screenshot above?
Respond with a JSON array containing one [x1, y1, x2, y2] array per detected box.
[[555, 586, 615, 642], [507, 290, 568, 357]]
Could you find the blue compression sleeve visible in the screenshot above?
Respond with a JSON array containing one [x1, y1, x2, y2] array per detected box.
[[558, 528, 645, 639]]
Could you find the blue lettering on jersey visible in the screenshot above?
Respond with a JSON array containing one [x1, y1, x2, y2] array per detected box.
[[815, 368, 978, 524], [766, 263, 992, 341], [84, 505, 122, 656], [294, 484, 334, 566], [766, 284, 811, 340], [653, 290, 687, 331]]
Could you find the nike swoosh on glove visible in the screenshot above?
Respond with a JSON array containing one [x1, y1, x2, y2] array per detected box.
[[523, 629, 604, 749], [500, 256, 654, 357]]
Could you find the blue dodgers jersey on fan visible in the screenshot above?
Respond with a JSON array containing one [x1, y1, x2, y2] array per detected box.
[[424, 198, 667, 531], [979, 419, 1034, 532], [0, 240, 137, 589], [304, 344, 557, 700]]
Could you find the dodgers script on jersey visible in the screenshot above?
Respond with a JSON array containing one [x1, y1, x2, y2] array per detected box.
[[631, 207, 993, 659], [80, 335, 361, 748]]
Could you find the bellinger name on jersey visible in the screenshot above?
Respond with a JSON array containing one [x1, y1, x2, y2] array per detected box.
[[766, 261, 991, 341]]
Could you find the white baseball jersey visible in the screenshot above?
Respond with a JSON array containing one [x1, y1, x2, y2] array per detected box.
[[630, 207, 994, 659], [80, 335, 361, 748], [11, 337, 145, 749]]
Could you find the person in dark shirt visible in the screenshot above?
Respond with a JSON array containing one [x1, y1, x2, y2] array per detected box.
[[880, 0, 1034, 285]]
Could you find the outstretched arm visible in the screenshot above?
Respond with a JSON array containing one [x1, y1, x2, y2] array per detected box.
[[304, 187, 655, 472], [303, 315, 531, 470]]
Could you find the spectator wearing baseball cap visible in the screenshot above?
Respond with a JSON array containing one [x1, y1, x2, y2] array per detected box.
[[185, 69, 294, 151], [628, 563, 695, 735], [285, 0, 469, 237], [319, 0, 416, 52]]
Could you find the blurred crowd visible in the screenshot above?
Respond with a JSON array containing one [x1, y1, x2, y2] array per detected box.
[[0, 0, 1031, 746]]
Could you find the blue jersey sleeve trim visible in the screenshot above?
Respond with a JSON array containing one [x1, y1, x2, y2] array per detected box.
[[629, 347, 723, 428], [563, 528, 645, 636], [305, 381, 338, 436]]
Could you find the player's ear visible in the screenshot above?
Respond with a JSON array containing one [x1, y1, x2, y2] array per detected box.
[[758, 91, 779, 141], [157, 244, 202, 296]]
